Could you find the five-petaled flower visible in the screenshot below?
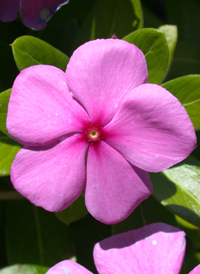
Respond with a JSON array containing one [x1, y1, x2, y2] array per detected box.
[[46, 222, 200, 274], [7, 39, 196, 224], [0, 0, 69, 30]]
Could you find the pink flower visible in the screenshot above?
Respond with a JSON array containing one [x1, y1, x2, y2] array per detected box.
[[46, 222, 200, 274], [0, 0, 69, 30], [7, 39, 196, 224]]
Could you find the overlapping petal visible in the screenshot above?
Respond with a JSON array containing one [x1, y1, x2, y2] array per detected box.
[[21, 0, 69, 30], [11, 134, 88, 212], [85, 141, 152, 224], [7, 65, 89, 146], [66, 39, 148, 126], [103, 83, 197, 172], [46, 260, 93, 274], [94, 223, 186, 274], [0, 0, 19, 22]]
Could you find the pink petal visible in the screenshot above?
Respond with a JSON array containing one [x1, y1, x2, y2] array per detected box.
[[21, 0, 69, 30], [7, 65, 89, 146], [46, 260, 93, 274], [0, 0, 19, 22], [189, 264, 200, 274], [85, 141, 152, 225], [66, 39, 148, 126], [103, 84, 197, 172], [94, 222, 186, 274], [11, 134, 88, 212]]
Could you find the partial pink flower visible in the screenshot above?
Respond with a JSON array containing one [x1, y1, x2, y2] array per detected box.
[[46, 222, 200, 274], [190, 264, 200, 274], [0, 0, 69, 30], [6, 39, 196, 224]]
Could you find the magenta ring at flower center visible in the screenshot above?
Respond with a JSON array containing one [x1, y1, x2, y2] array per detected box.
[[87, 127, 101, 142]]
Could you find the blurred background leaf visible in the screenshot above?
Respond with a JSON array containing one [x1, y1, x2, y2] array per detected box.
[[69, 214, 111, 273], [6, 200, 74, 267], [73, 0, 143, 50]]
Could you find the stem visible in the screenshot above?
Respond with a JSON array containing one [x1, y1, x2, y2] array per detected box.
[[0, 191, 24, 200], [140, 204, 146, 226], [33, 206, 44, 265]]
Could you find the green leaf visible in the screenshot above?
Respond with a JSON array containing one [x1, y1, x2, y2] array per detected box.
[[73, 0, 143, 49], [151, 156, 200, 228], [55, 195, 88, 225], [158, 25, 178, 66], [0, 264, 48, 274], [12, 36, 69, 71], [6, 200, 73, 266], [0, 136, 21, 176], [112, 195, 177, 235], [162, 75, 200, 130], [123, 28, 169, 84], [0, 89, 11, 137]]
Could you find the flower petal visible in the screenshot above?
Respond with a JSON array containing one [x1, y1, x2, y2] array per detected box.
[[7, 65, 89, 146], [11, 134, 88, 212], [189, 264, 200, 274], [46, 260, 93, 274], [94, 222, 186, 274], [21, 0, 69, 30], [85, 141, 152, 225], [103, 84, 197, 172], [0, 0, 19, 22], [66, 39, 148, 126]]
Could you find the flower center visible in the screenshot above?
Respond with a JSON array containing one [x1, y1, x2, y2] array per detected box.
[[87, 127, 101, 142]]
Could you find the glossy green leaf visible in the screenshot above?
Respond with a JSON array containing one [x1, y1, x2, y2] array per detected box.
[[73, 0, 143, 49], [123, 28, 169, 84], [0, 89, 11, 137], [6, 200, 73, 266], [55, 195, 88, 225], [158, 25, 177, 66], [12, 36, 69, 72], [151, 156, 200, 228], [112, 195, 177, 235], [0, 264, 48, 274], [162, 75, 200, 130], [0, 135, 21, 176]]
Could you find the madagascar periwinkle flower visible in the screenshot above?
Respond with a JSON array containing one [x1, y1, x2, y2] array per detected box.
[[46, 223, 200, 274], [0, 0, 69, 30], [7, 39, 196, 224]]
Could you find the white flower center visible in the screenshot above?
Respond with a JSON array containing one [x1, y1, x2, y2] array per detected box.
[[87, 127, 101, 142]]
